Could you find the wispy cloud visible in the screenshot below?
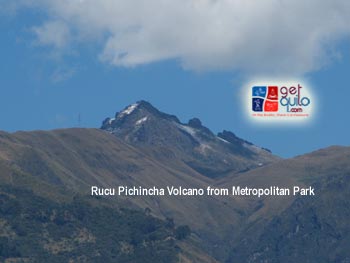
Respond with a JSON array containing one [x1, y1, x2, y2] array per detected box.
[[50, 66, 76, 83], [5, 0, 350, 76], [32, 20, 70, 49]]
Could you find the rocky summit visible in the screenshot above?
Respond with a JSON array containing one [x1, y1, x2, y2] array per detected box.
[[101, 100, 279, 178]]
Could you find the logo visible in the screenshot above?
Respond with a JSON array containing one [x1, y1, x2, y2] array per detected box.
[[248, 82, 313, 122], [252, 86, 279, 112]]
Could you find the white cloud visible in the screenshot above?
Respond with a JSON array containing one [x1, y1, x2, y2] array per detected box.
[[32, 20, 70, 48], [7, 0, 350, 75]]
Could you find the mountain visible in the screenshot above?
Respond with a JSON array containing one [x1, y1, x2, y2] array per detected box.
[[101, 100, 279, 178], [0, 101, 349, 262]]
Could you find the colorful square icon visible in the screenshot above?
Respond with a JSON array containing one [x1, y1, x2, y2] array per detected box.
[[267, 86, 278, 100], [252, 98, 264, 112], [252, 86, 267, 97], [264, 101, 278, 112]]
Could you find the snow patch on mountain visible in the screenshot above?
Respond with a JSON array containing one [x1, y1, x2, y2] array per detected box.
[[243, 142, 265, 154], [177, 124, 197, 137], [108, 118, 115, 125], [217, 136, 229, 144], [118, 103, 139, 118], [135, 116, 148, 125]]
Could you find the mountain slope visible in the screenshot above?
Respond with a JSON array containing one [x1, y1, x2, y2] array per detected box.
[[0, 129, 242, 229], [228, 171, 350, 263], [0, 129, 221, 262], [218, 146, 350, 262]]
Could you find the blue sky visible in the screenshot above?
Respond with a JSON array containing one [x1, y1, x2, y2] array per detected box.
[[1, 1, 350, 158]]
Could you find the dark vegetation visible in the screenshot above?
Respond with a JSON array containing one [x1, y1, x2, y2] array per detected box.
[[0, 185, 190, 263], [227, 172, 350, 263]]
